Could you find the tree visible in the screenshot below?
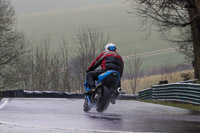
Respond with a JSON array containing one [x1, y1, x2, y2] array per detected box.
[[127, 0, 200, 80], [175, 27, 193, 62], [19, 38, 71, 92], [71, 26, 109, 92], [59, 38, 71, 92], [160, 59, 179, 82], [0, 0, 27, 89], [19, 40, 51, 91], [126, 52, 144, 94]]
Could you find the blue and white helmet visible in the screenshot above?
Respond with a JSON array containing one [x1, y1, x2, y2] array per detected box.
[[105, 43, 116, 52]]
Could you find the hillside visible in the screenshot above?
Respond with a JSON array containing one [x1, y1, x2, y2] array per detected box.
[[12, 0, 185, 69]]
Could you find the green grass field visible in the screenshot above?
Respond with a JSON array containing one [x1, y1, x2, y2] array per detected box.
[[13, 0, 185, 70]]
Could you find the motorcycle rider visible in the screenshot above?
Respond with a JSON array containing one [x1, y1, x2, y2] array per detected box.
[[85, 43, 124, 104]]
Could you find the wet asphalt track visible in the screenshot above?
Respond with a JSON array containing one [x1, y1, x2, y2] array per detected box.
[[0, 98, 200, 133]]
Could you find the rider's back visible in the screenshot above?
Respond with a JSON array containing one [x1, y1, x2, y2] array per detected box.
[[101, 51, 123, 77], [88, 50, 124, 77]]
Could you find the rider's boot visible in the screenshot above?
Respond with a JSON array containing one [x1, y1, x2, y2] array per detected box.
[[89, 87, 95, 94], [84, 86, 95, 95], [110, 98, 116, 104], [111, 91, 119, 104], [111, 87, 122, 104]]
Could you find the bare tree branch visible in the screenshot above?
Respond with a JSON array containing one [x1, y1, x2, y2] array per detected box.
[[127, 0, 200, 79]]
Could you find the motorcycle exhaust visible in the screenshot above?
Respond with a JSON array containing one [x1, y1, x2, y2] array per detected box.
[[117, 87, 122, 93]]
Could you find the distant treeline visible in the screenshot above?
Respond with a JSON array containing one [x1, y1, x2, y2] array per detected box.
[[1, 26, 108, 92]]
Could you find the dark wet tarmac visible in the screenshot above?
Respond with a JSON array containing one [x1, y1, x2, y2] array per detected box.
[[0, 98, 200, 133]]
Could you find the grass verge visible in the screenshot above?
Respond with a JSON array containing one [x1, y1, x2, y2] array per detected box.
[[122, 70, 194, 94], [139, 100, 200, 111], [191, 80, 200, 84]]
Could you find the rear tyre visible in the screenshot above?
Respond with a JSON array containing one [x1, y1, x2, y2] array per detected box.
[[96, 86, 111, 112], [83, 97, 91, 112]]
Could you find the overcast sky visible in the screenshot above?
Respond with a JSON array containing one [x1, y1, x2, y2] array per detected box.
[[11, 0, 124, 15]]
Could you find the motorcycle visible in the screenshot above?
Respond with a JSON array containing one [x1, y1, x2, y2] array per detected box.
[[83, 70, 121, 112]]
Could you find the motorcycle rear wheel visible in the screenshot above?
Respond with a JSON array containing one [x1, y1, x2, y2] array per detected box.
[[96, 86, 111, 112]]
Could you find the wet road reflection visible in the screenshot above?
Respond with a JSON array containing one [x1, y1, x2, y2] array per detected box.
[[82, 101, 200, 133], [84, 110, 200, 133], [0, 98, 200, 133], [188, 110, 200, 115], [87, 113, 122, 121]]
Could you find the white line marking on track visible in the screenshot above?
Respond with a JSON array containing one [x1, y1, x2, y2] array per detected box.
[[0, 98, 9, 109], [0, 121, 141, 133]]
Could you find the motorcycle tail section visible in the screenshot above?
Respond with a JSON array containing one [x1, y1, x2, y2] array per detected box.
[[83, 70, 120, 112]]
